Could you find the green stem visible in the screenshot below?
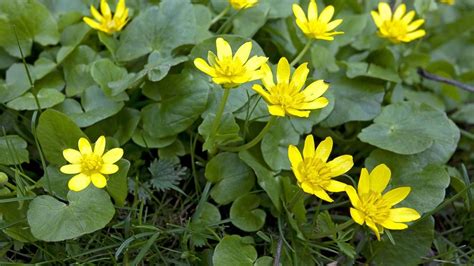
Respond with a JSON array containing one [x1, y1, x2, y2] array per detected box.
[[210, 5, 231, 26], [290, 40, 313, 67], [313, 219, 355, 239], [216, 8, 243, 34], [221, 116, 276, 152], [208, 88, 231, 151]]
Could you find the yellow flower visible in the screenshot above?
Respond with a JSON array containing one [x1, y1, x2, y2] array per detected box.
[[252, 57, 329, 117], [371, 3, 426, 43], [194, 38, 268, 89], [439, 0, 455, 5], [83, 0, 129, 34], [229, 0, 258, 10], [345, 164, 421, 240], [292, 0, 344, 41], [288, 135, 353, 202], [60, 136, 124, 192]]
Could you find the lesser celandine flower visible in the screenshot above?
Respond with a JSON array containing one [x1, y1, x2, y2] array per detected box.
[[345, 164, 421, 240], [83, 0, 129, 34], [371, 3, 426, 43], [194, 38, 268, 88], [60, 136, 123, 192], [292, 0, 344, 41], [252, 57, 329, 117], [229, 0, 258, 10], [288, 135, 354, 202]]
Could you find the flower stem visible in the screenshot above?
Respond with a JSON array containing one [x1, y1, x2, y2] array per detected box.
[[290, 39, 314, 67], [216, 8, 243, 34], [221, 116, 276, 152], [208, 88, 231, 151], [210, 5, 231, 26]]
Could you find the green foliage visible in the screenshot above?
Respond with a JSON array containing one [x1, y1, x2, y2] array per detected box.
[[212, 235, 258, 266], [148, 159, 188, 192]]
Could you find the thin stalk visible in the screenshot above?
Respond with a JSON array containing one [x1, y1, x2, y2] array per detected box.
[[208, 88, 231, 152], [290, 40, 313, 67], [216, 8, 243, 34], [210, 5, 231, 26], [221, 116, 276, 152]]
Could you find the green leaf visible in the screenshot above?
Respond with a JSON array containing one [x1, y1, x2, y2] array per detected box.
[[239, 148, 281, 212], [254, 256, 274, 266], [205, 152, 255, 205], [0, 135, 29, 165], [106, 159, 130, 207], [0, 63, 32, 103], [91, 58, 131, 96], [131, 129, 177, 149], [230, 194, 266, 232], [36, 109, 86, 165], [261, 119, 300, 171], [141, 72, 209, 138], [359, 102, 459, 155], [0, 202, 36, 242], [233, 7, 269, 38], [198, 112, 242, 151], [345, 61, 401, 82], [369, 217, 435, 266], [56, 86, 124, 127], [62, 45, 99, 97], [7, 88, 65, 111], [213, 235, 257, 266], [116, 0, 196, 62], [39, 165, 70, 200], [452, 103, 474, 124], [0, 0, 59, 58], [27, 186, 115, 242], [190, 202, 221, 247], [321, 76, 384, 127], [148, 159, 188, 192]]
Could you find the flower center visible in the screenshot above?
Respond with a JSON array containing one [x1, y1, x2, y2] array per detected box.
[[271, 84, 304, 108], [298, 157, 332, 188], [359, 191, 390, 223], [81, 154, 103, 175], [383, 20, 408, 39], [308, 20, 327, 36], [215, 57, 247, 78]]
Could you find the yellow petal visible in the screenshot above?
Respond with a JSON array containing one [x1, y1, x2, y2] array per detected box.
[[292, 4, 307, 23], [302, 80, 329, 100], [403, 29, 426, 42], [277, 57, 291, 84], [318, 5, 334, 24], [252, 84, 272, 103], [296, 19, 310, 34], [327, 155, 354, 177], [315, 35, 335, 41], [91, 172, 107, 188], [83, 17, 105, 31], [366, 219, 381, 240], [114, 0, 126, 19], [234, 41, 252, 63], [369, 164, 391, 193], [287, 108, 310, 117], [325, 180, 347, 192], [268, 105, 286, 116], [244, 56, 268, 71], [90, 5, 104, 22], [383, 187, 411, 206], [357, 168, 370, 195], [100, 164, 119, 174], [303, 135, 315, 159], [194, 58, 216, 77], [407, 19, 424, 32], [326, 19, 343, 31], [380, 220, 408, 230], [78, 138, 92, 154], [308, 0, 318, 21], [260, 64, 275, 89], [94, 136, 106, 156], [350, 208, 365, 225], [102, 148, 124, 164], [60, 164, 82, 174], [288, 145, 303, 180], [315, 137, 332, 162], [300, 97, 329, 109], [389, 207, 420, 222], [401, 10, 415, 24], [371, 10, 383, 28], [100, 0, 112, 20], [345, 185, 361, 208], [393, 4, 406, 20], [63, 149, 82, 164], [378, 2, 392, 21], [290, 63, 309, 91], [68, 173, 91, 192], [216, 38, 232, 60], [309, 185, 333, 202]]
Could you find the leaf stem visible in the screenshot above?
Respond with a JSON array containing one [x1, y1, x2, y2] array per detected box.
[[221, 116, 276, 152], [208, 88, 231, 152], [216, 8, 243, 34], [210, 5, 231, 26], [290, 39, 313, 67]]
